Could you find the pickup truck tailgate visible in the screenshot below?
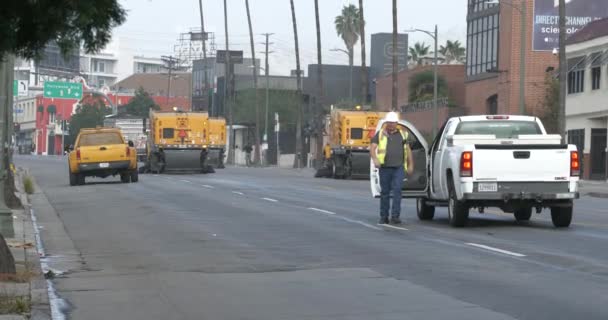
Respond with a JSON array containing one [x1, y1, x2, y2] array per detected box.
[[79, 145, 129, 163], [473, 146, 571, 182]]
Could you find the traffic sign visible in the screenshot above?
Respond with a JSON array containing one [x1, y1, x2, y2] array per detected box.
[[13, 80, 28, 97], [43, 81, 83, 99]]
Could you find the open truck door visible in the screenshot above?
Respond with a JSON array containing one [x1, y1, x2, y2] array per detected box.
[[370, 119, 429, 198]]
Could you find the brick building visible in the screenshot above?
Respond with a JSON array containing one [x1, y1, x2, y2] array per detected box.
[[375, 65, 466, 135], [465, 0, 558, 117]]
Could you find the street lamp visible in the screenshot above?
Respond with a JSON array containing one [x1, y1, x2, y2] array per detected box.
[[486, 0, 526, 115], [331, 48, 353, 102], [404, 25, 439, 137]]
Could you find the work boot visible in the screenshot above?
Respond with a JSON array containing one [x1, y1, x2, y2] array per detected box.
[[379, 216, 389, 225], [390, 216, 402, 225]]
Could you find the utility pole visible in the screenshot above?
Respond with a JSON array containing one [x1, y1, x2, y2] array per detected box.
[[197, 0, 209, 113], [432, 25, 438, 137], [161, 55, 179, 107], [245, 0, 261, 167], [558, 0, 567, 144], [261, 33, 274, 154], [0, 55, 14, 214], [223, 0, 235, 165]]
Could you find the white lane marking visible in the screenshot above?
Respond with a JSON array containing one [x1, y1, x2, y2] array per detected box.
[[466, 243, 526, 258], [262, 197, 279, 202], [201, 185, 215, 189], [180, 179, 192, 183], [334, 216, 382, 231], [232, 191, 244, 195], [308, 208, 336, 215], [379, 224, 409, 231]]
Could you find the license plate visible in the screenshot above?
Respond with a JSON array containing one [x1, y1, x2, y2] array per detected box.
[[478, 183, 498, 192], [99, 163, 110, 168], [179, 145, 186, 148]]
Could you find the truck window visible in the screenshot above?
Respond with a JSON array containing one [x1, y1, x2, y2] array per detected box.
[[454, 121, 541, 139], [350, 128, 363, 140], [78, 133, 124, 146], [163, 128, 175, 139]]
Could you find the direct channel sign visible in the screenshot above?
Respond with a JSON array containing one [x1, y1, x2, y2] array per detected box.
[[43, 81, 83, 99]]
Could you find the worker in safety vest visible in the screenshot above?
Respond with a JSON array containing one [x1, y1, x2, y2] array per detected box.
[[370, 112, 414, 225]]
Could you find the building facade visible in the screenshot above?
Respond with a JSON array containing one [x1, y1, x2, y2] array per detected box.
[[565, 18, 608, 180]]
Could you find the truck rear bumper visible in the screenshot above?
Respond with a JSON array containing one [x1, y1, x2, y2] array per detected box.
[[78, 161, 131, 172], [461, 181, 579, 201], [463, 192, 579, 201]]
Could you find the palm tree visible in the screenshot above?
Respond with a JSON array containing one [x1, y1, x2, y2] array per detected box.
[[409, 42, 430, 66], [197, 0, 208, 113], [358, 0, 368, 106], [314, 0, 324, 167], [335, 5, 361, 87], [245, 0, 261, 166], [391, 0, 397, 111], [289, 0, 303, 169], [439, 40, 466, 64], [223, 0, 234, 164]]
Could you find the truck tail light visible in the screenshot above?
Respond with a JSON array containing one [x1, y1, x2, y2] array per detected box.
[[76, 148, 81, 161], [126, 146, 131, 157], [460, 151, 473, 177], [570, 151, 580, 177]]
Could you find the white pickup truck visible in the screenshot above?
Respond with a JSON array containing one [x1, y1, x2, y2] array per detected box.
[[370, 115, 580, 228]]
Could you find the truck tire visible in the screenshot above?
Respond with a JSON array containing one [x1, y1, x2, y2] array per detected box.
[[416, 198, 435, 220], [551, 204, 573, 228], [120, 173, 131, 183], [130, 170, 139, 183], [514, 208, 532, 221], [77, 175, 85, 186], [448, 181, 469, 227], [69, 172, 78, 186]]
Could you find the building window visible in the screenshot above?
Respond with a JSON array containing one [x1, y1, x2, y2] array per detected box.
[[592, 67, 601, 90], [568, 69, 585, 94], [94, 60, 106, 73], [466, 12, 499, 77]]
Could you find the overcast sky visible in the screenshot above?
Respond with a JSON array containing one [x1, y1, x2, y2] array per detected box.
[[114, 0, 467, 76]]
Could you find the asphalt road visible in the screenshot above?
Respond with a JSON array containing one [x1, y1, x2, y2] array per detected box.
[[16, 155, 608, 320]]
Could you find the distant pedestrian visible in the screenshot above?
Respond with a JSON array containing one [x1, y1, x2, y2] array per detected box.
[[243, 144, 253, 167], [370, 112, 414, 225]]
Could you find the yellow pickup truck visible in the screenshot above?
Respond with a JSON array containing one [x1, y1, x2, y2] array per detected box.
[[68, 128, 138, 186]]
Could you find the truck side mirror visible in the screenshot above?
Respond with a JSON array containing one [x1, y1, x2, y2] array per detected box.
[[128, 141, 134, 147]]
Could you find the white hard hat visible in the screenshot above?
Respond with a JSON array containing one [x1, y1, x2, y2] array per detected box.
[[385, 112, 399, 123]]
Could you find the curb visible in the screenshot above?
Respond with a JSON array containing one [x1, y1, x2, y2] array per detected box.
[[12, 169, 52, 320], [586, 192, 608, 199]]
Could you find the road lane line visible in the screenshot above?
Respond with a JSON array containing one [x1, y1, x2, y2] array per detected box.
[[308, 208, 336, 215], [180, 179, 192, 183], [201, 185, 215, 189], [379, 224, 409, 231], [232, 191, 244, 195], [466, 243, 526, 257], [334, 216, 382, 231], [262, 197, 278, 202]]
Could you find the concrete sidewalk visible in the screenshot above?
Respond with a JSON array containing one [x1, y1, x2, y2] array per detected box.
[[580, 180, 608, 198]]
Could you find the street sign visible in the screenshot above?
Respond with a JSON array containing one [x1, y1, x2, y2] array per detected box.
[[13, 80, 28, 97], [43, 81, 83, 99], [216, 50, 244, 64]]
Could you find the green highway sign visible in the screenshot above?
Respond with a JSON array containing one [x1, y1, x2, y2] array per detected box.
[[43, 81, 83, 99], [13, 80, 17, 96]]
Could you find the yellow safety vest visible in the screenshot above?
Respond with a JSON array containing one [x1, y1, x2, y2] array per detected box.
[[377, 129, 409, 171]]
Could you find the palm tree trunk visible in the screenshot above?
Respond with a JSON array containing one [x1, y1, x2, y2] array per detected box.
[[223, 0, 234, 164], [391, 0, 398, 111], [359, 0, 368, 106], [245, 0, 261, 166], [314, 0, 324, 168], [197, 0, 209, 113], [289, 0, 303, 169], [348, 48, 354, 102]]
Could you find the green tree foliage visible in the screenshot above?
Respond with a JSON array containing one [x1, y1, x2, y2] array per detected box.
[[68, 102, 112, 143], [409, 42, 431, 66], [539, 75, 559, 134], [335, 5, 362, 67], [408, 71, 448, 103], [439, 40, 466, 64], [123, 87, 160, 118], [0, 0, 126, 59], [233, 89, 301, 133]]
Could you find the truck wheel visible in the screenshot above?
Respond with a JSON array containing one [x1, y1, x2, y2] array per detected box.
[[448, 182, 469, 227], [120, 173, 131, 183], [130, 170, 139, 183], [514, 208, 532, 221], [416, 198, 435, 220], [69, 172, 78, 186], [77, 174, 86, 186], [551, 205, 573, 228]]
